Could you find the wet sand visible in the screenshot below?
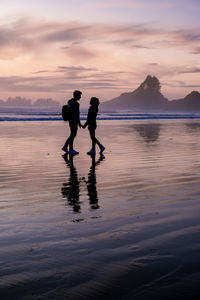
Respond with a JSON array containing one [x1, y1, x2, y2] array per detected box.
[[0, 119, 200, 299]]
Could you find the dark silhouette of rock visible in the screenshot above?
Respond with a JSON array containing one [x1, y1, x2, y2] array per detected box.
[[169, 91, 200, 111], [101, 75, 168, 110], [101, 75, 200, 112]]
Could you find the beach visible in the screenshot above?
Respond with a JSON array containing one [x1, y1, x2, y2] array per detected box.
[[0, 119, 200, 299]]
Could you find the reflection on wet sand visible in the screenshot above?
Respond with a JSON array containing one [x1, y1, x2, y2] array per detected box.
[[61, 155, 81, 212], [62, 154, 105, 211], [87, 154, 105, 209], [132, 123, 160, 142], [2, 120, 200, 299], [186, 122, 200, 132]]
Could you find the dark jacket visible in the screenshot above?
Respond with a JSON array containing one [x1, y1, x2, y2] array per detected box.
[[68, 98, 80, 125], [85, 105, 98, 128]]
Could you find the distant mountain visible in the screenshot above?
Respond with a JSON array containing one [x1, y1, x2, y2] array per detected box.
[[101, 75, 200, 112], [169, 91, 200, 111], [101, 75, 168, 110]]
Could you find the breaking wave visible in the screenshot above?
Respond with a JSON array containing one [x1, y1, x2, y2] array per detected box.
[[1, 111, 200, 121]]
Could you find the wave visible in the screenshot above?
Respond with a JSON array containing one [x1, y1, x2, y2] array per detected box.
[[1, 112, 200, 122]]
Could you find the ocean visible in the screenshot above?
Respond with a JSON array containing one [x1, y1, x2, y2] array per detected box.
[[1, 109, 200, 122]]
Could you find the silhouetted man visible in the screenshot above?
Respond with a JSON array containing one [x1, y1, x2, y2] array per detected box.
[[61, 154, 81, 212], [62, 90, 82, 155]]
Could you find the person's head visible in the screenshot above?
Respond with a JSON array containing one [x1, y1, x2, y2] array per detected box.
[[73, 90, 82, 100], [90, 97, 99, 106]]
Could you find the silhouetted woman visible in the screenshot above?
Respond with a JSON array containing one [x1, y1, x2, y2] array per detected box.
[[83, 97, 105, 155], [87, 154, 105, 209]]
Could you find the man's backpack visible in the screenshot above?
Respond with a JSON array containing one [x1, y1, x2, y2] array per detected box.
[[62, 104, 70, 121]]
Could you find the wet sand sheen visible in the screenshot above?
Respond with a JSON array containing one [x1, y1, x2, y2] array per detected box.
[[0, 119, 200, 299]]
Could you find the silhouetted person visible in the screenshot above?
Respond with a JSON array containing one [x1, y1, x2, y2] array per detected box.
[[87, 154, 105, 209], [61, 154, 81, 212], [83, 97, 105, 155], [62, 90, 82, 155]]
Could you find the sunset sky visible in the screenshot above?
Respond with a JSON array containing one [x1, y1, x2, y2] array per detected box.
[[0, 0, 199, 105]]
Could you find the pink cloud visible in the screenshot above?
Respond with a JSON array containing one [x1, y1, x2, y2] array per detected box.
[[0, 17, 199, 60]]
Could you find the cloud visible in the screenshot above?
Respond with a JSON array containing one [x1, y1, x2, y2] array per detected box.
[[87, 0, 173, 9], [162, 66, 200, 76], [32, 66, 98, 75], [148, 63, 158, 66], [179, 67, 200, 74], [171, 29, 200, 43], [32, 70, 51, 74], [164, 80, 200, 89], [0, 66, 132, 94], [57, 66, 97, 72], [43, 24, 88, 42], [112, 38, 151, 49], [0, 17, 200, 60], [0, 17, 199, 99], [63, 45, 97, 60]]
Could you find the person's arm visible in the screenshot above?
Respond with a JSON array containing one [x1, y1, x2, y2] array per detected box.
[[76, 102, 82, 127], [82, 110, 89, 128], [82, 106, 92, 128]]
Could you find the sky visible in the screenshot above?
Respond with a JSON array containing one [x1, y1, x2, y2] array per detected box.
[[0, 0, 200, 105]]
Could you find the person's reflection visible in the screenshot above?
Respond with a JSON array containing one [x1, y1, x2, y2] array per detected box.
[[132, 123, 160, 143], [87, 154, 105, 209], [61, 154, 81, 212], [62, 153, 105, 212]]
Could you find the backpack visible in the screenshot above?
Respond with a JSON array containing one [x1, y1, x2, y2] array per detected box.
[[62, 104, 70, 121]]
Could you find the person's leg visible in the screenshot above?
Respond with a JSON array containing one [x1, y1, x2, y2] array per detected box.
[[89, 128, 96, 150], [63, 132, 70, 152], [64, 134, 71, 149], [89, 128, 102, 149], [91, 127, 105, 153], [63, 123, 78, 149], [94, 137, 101, 148], [69, 124, 78, 151]]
